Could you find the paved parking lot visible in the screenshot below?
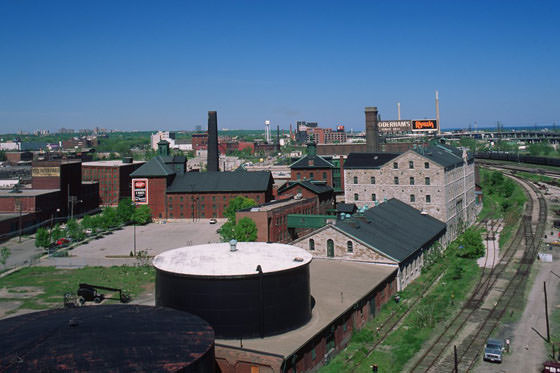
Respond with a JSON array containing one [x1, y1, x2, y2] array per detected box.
[[41, 219, 224, 268]]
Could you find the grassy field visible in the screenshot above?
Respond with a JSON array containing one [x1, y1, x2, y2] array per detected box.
[[320, 244, 481, 373], [0, 266, 154, 315], [478, 168, 527, 225]]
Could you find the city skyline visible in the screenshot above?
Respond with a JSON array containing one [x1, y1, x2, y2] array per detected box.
[[1, 1, 559, 133]]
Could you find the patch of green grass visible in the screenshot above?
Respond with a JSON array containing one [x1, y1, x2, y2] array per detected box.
[[321, 245, 481, 373], [478, 168, 527, 223], [0, 266, 154, 312], [516, 171, 556, 184]]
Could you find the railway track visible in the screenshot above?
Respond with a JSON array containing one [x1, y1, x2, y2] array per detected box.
[[349, 219, 504, 372], [408, 172, 546, 372]]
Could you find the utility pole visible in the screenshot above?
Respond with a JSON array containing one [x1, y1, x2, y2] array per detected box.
[[16, 199, 23, 243], [454, 345, 458, 373], [544, 281, 550, 343]]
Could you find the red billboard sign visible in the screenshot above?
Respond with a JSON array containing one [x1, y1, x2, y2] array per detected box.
[[132, 179, 148, 204], [412, 120, 438, 131]]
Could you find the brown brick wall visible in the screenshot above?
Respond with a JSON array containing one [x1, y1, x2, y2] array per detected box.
[[166, 192, 267, 219], [236, 197, 318, 243], [83, 163, 142, 206], [143, 177, 167, 219], [291, 168, 333, 187]]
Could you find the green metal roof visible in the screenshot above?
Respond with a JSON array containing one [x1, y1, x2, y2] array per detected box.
[[277, 180, 333, 196], [130, 156, 175, 177], [287, 214, 336, 229], [167, 171, 272, 193], [290, 154, 335, 169], [336, 198, 446, 262]]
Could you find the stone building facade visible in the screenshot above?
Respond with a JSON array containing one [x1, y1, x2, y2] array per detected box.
[[292, 198, 447, 290], [344, 144, 476, 242]]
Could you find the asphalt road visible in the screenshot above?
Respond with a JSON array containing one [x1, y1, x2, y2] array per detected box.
[[1, 235, 43, 270], [40, 219, 224, 268]]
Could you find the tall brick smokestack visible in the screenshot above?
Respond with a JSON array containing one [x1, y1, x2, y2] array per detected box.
[[365, 107, 379, 153], [207, 111, 219, 172], [276, 125, 280, 152]]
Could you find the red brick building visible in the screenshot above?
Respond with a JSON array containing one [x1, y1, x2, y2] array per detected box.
[[0, 189, 61, 236], [277, 180, 335, 215], [215, 260, 397, 372], [5, 151, 33, 164], [131, 142, 273, 219], [31, 159, 99, 216], [82, 159, 145, 206], [290, 143, 335, 187], [236, 196, 318, 243], [191, 133, 208, 150], [32, 160, 82, 214]]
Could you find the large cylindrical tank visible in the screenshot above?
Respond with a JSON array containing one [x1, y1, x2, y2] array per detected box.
[[154, 242, 313, 339], [0, 305, 215, 372]]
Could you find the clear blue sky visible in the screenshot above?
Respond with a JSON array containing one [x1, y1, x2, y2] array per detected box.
[[1, 1, 558, 133]]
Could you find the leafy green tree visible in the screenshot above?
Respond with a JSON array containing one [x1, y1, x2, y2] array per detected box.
[[233, 217, 258, 241], [218, 218, 258, 242], [35, 228, 51, 249], [132, 205, 152, 225], [67, 219, 85, 241], [90, 214, 104, 232], [456, 228, 485, 259], [51, 224, 64, 241], [218, 221, 235, 241], [81, 214, 93, 230], [117, 198, 135, 224], [223, 196, 257, 221], [101, 207, 119, 229], [0, 247, 10, 267]]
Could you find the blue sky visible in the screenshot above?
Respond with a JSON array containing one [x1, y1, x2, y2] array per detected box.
[[1, 1, 559, 132]]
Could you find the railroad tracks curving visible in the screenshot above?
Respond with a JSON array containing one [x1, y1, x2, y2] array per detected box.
[[408, 172, 546, 372]]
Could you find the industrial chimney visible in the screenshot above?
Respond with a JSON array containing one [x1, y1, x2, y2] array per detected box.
[[365, 107, 379, 152], [276, 125, 280, 152], [207, 111, 219, 172]]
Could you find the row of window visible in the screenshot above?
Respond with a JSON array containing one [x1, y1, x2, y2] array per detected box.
[[354, 193, 431, 203], [296, 172, 328, 180], [309, 239, 353, 253], [168, 195, 261, 202], [353, 176, 430, 185], [392, 161, 430, 169]]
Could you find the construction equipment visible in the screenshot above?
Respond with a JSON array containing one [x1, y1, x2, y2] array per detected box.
[[77, 283, 130, 304]]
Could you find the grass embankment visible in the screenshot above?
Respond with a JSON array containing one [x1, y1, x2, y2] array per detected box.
[[322, 169, 527, 372], [321, 244, 481, 373], [478, 168, 527, 247], [515, 171, 556, 184], [0, 266, 154, 314]]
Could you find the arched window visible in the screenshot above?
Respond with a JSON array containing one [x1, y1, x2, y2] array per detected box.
[[347, 241, 353, 252], [309, 239, 315, 251], [327, 239, 334, 257]]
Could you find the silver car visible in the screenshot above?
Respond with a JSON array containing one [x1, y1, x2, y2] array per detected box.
[[483, 338, 503, 363]]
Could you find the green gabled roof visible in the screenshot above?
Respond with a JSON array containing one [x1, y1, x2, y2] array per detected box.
[[277, 180, 333, 196], [413, 144, 472, 170], [130, 156, 175, 177], [167, 171, 272, 193], [336, 198, 446, 263], [290, 154, 335, 169]]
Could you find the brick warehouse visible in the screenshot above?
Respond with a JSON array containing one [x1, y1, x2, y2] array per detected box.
[[31, 159, 99, 216], [216, 259, 397, 372], [130, 141, 273, 219], [235, 196, 319, 243], [82, 158, 145, 206], [290, 142, 335, 187]]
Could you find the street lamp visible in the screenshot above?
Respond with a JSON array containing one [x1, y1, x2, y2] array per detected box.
[[132, 201, 137, 257]]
